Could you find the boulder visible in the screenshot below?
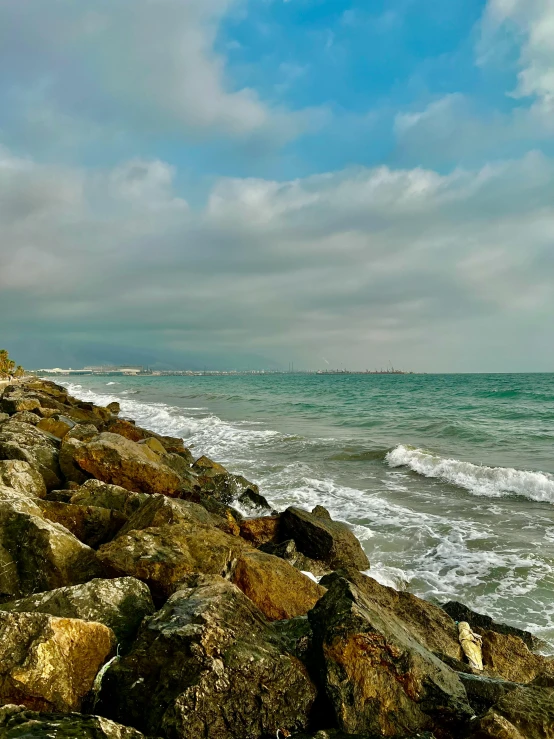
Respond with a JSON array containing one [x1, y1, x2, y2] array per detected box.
[[230, 549, 326, 621], [308, 574, 474, 737], [0, 577, 154, 652], [37, 500, 126, 548], [116, 494, 236, 538], [442, 601, 544, 653], [236, 487, 275, 513], [137, 437, 166, 455], [103, 418, 191, 457], [239, 515, 281, 547], [319, 568, 463, 662], [97, 521, 247, 601], [191, 455, 228, 476], [107, 401, 121, 415], [467, 685, 554, 739], [36, 416, 75, 440], [281, 506, 369, 571], [96, 575, 316, 739], [178, 488, 243, 532], [9, 411, 40, 425], [0, 490, 103, 600], [71, 433, 183, 496], [260, 539, 330, 578], [0, 611, 114, 712], [0, 422, 62, 490], [458, 673, 521, 716], [69, 479, 147, 516], [19, 379, 69, 401], [59, 437, 91, 484], [1, 393, 40, 414], [480, 630, 554, 684], [0, 705, 146, 738], [0, 460, 46, 499], [197, 472, 262, 506]]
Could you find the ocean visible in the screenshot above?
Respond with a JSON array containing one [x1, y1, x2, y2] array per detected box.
[[61, 372, 554, 648]]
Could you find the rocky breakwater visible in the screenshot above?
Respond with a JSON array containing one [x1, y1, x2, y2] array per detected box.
[[0, 379, 552, 739]]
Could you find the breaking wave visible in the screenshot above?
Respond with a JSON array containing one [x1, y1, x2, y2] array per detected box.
[[386, 444, 554, 504]]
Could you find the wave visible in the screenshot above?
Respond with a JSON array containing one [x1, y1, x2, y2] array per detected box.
[[386, 445, 554, 504]]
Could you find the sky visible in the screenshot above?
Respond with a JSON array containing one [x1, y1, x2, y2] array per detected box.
[[1, 0, 554, 371]]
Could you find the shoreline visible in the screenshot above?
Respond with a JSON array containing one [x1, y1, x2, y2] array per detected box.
[[0, 377, 552, 738]]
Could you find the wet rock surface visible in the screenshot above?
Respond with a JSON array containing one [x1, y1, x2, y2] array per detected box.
[[96, 575, 316, 739], [281, 506, 370, 571]]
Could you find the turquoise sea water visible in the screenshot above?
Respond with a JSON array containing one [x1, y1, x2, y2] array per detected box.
[[63, 373, 554, 647]]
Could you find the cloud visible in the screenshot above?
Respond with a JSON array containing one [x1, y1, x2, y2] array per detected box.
[[0, 0, 305, 147], [1, 143, 554, 371]]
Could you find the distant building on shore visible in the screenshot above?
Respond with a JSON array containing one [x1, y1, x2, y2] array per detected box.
[[36, 365, 144, 376]]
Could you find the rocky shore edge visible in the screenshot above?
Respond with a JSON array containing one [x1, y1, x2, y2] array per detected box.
[[0, 377, 552, 739]]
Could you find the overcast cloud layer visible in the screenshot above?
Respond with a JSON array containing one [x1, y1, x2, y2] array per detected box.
[[1, 0, 554, 371]]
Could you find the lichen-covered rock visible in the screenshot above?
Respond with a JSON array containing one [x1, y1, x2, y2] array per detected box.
[[36, 416, 75, 440], [0, 577, 154, 652], [137, 437, 166, 455], [308, 573, 473, 738], [19, 379, 69, 402], [9, 411, 40, 426], [0, 705, 147, 738], [197, 472, 261, 506], [191, 455, 228, 476], [69, 479, 147, 516], [0, 611, 115, 712], [178, 488, 243, 531], [281, 506, 369, 571], [116, 494, 236, 538], [1, 392, 40, 414], [0, 492, 103, 600], [467, 686, 554, 739], [97, 522, 246, 601], [319, 568, 463, 662], [0, 422, 61, 490], [37, 500, 126, 548], [239, 515, 281, 547], [59, 437, 91, 485], [230, 549, 325, 621], [96, 575, 316, 739], [72, 433, 183, 496], [0, 460, 46, 500]]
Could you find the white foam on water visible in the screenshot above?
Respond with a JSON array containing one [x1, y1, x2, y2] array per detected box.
[[387, 444, 554, 504]]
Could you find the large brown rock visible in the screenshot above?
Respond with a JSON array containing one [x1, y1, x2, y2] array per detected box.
[[104, 418, 192, 458], [96, 575, 316, 739], [1, 392, 40, 414], [97, 521, 246, 601], [281, 506, 369, 571], [260, 539, 330, 578], [230, 549, 325, 621], [36, 416, 75, 440], [0, 611, 115, 712], [480, 630, 554, 684], [0, 704, 147, 738], [468, 686, 554, 739], [239, 515, 281, 547], [0, 422, 62, 490], [37, 500, 126, 548], [116, 494, 236, 538], [72, 433, 183, 496], [69, 479, 147, 516], [320, 568, 463, 662], [59, 437, 92, 485], [19, 379, 69, 402], [0, 489, 103, 600], [308, 573, 473, 738], [0, 577, 154, 652], [0, 460, 46, 499]]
